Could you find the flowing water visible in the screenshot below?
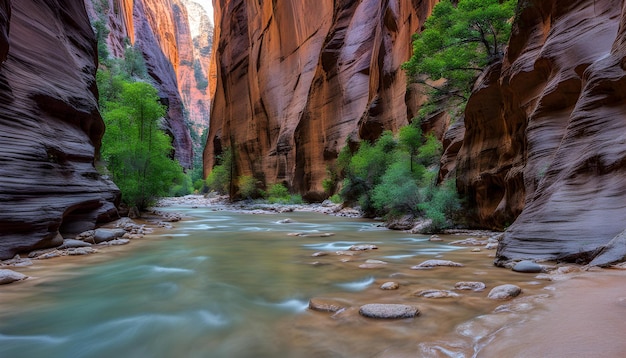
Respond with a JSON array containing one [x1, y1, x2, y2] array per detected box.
[[0, 207, 557, 357]]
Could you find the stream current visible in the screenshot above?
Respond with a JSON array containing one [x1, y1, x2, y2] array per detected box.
[[0, 207, 555, 357]]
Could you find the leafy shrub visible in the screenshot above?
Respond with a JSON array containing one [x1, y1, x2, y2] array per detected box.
[[267, 183, 290, 203], [193, 179, 206, 192], [329, 194, 342, 204], [237, 175, 259, 199], [205, 149, 232, 195]]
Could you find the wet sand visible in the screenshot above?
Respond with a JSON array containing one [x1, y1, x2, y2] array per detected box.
[[480, 269, 626, 357]]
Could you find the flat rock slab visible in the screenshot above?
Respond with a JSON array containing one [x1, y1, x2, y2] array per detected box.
[[488, 284, 522, 300], [512, 260, 543, 273], [93, 229, 126, 244], [60, 239, 92, 249], [0, 269, 27, 284], [359, 304, 419, 319], [411, 259, 464, 269]]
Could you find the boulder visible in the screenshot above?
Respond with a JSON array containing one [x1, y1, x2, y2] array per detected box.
[[0, 269, 27, 284], [359, 304, 419, 319], [512, 260, 544, 273], [488, 284, 522, 300], [455, 281, 486, 291], [359, 259, 388, 269]]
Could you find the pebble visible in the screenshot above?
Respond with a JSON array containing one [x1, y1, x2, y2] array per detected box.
[[349, 244, 378, 251]]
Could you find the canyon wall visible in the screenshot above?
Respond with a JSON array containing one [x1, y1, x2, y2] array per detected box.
[[86, 0, 214, 169], [205, 0, 436, 199], [452, 0, 626, 262], [0, 0, 119, 259]]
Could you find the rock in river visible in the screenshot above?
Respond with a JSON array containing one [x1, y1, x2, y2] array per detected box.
[[309, 298, 348, 313], [349, 244, 378, 251], [416, 290, 460, 299], [359, 304, 419, 319], [512, 260, 544, 273], [0, 269, 27, 285], [455, 281, 486, 291], [411, 259, 464, 269], [488, 284, 522, 300], [380, 282, 400, 290]]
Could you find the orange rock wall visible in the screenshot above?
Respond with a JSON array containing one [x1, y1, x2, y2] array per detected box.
[[205, 0, 436, 199]]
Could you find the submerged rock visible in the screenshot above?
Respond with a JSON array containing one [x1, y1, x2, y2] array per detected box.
[[0, 269, 28, 284], [488, 284, 522, 300], [359, 259, 388, 269], [359, 304, 419, 319], [455, 281, 487, 291], [512, 260, 543, 273], [411, 259, 464, 269], [416, 289, 460, 299], [308, 298, 348, 313], [349, 244, 378, 251], [380, 282, 400, 290]]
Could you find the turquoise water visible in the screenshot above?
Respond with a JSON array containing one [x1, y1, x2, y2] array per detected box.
[[0, 208, 546, 357]]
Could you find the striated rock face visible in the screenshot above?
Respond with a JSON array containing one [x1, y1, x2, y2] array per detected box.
[[206, 0, 436, 199], [453, 0, 626, 262], [0, 0, 119, 260]]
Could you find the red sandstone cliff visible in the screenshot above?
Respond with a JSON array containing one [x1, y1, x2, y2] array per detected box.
[[85, 0, 214, 169], [449, 0, 626, 262], [0, 0, 119, 259], [205, 0, 436, 199]]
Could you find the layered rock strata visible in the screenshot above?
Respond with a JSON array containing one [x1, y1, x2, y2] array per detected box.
[[451, 0, 626, 262], [205, 0, 436, 199], [0, 0, 119, 259]]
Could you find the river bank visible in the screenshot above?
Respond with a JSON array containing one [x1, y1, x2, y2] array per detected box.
[[1, 197, 625, 356]]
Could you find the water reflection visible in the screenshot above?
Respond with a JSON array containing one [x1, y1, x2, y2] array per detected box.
[[0, 208, 551, 357]]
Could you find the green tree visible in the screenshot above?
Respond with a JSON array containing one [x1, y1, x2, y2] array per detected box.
[[205, 149, 232, 194], [403, 0, 516, 100], [398, 124, 422, 172], [101, 81, 183, 210]]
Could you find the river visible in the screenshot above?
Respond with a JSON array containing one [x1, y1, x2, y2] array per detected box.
[[0, 206, 582, 357]]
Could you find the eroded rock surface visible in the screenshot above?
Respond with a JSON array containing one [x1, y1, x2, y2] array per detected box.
[[206, 0, 436, 199], [0, 0, 119, 260], [448, 0, 626, 262]]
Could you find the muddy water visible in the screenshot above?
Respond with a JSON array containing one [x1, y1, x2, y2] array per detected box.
[[0, 208, 560, 357]]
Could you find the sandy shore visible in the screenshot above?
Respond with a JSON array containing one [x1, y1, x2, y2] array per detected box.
[[479, 268, 626, 357]]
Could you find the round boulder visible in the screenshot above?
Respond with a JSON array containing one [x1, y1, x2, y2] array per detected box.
[[0, 269, 27, 285], [512, 260, 543, 273], [359, 304, 419, 319], [488, 284, 522, 300]]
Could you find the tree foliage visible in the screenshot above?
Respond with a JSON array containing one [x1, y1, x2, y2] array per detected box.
[[100, 80, 183, 210], [403, 0, 516, 100]]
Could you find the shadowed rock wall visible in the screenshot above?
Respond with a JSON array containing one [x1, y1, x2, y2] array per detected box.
[[205, 0, 436, 199], [451, 0, 626, 262], [0, 0, 119, 259]]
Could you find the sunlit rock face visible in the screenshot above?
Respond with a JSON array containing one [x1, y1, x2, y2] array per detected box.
[[454, 0, 626, 262], [205, 0, 436, 200], [0, 0, 119, 260], [85, 0, 200, 169]]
